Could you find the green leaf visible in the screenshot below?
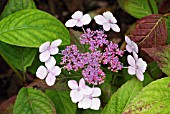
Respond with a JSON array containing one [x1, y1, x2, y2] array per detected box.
[[0, 42, 37, 71], [82, 109, 102, 114], [45, 90, 77, 114], [100, 82, 112, 104], [0, 0, 36, 20], [13, 87, 56, 114], [102, 78, 143, 114], [166, 16, 170, 44], [118, 0, 153, 18], [123, 77, 170, 114], [0, 9, 70, 47], [147, 62, 162, 79], [148, 0, 158, 14]]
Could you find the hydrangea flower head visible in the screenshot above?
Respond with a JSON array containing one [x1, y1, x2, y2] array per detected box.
[[125, 36, 138, 53], [36, 56, 61, 86], [78, 87, 101, 110], [65, 11, 91, 27], [127, 55, 147, 81], [39, 39, 62, 62], [94, 11, 120, 32], [68, 78, 92, 103]]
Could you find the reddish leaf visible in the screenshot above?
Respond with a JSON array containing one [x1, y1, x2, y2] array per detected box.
[[129, 14, 167, 48], [142, 45, 170, 76], [159, 0, 170, 14]]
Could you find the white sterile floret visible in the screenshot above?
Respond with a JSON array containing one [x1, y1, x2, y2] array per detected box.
[[39, 39, 62, 62], [78, 87, 101, 110], [36, 56, 61, 86], [94, 11, 120, 32], [125, 36, 138, 53], [65, 11, 91, 27], [68, 78, 92, 103], [127, 55, 147, 81]]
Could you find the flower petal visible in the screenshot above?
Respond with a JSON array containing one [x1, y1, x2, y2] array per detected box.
[[81, 86, 93, 95], [125, 36, 131, 44], [45, 73, 56, 86], [131, 41, 138, 53], [36, 65, 48, 79], [103, 11, 117, 23], [76, 21, 84, 27], [50, 66, 61, 76], [71, 11, 83, 19], [94, 15, 107, 25], [49, 47, 59, 55], [103, 22, 110, 31], [39, 41, 50, 53], [39, 50, 50, 62], [136, 58, 147, 73], [65, 19, 77, 27], [126, 45, 133, 53], [78, 97, 91, 109], [45, 56, 56, 69], [70, 90, 84, 103], [91, 87, 101, 97], [79, 78, 85, 88], [128, 66, 136, 75], [133, 51, 138, 61], [51, 39, 62, 47], [127, 55, 135, 67], [81, 14, 91, 25], [110, 24, 120, 32], [68, 80, 78, 90], [136, 70, 144, 81], [90, 98, 101, 110]]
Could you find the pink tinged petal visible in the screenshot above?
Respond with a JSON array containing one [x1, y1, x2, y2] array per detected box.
[[110, 24, 120, 32], [91, 87, 101, 97], [127, 55, 136, 67], [65, 19, 77, 27], [79, 78, 85, 88], [45, 73, 56, 86], [133, 52, 138, 61], [90, 98, 101, 110], [79, 97, 91, 109], [49, 47, 59, 55], [81, 14, 91, 25], [70, 90, 84, 103], [39, 50, 50, 62], [136, 58, 147, 73], [103, 11, 117, 23], [68, 80, 78, 89], [125, 36, 131, 44], [126, 45, 133, 53], [76, 21, 83, 27], [50, 66, 61, 76], [131, 41, 138, 53], [81, 86, 93, 95], [71, 11, 83, 19], [103, 22, 111, 31], [45, 56, 56, 70], [94, 15, 107, 25], [136, 70, 144, 81], [128, 66, 136, 75], [36, 66, 48, 79], [51, 39, 62, 47], [39, 41, 50, 53]]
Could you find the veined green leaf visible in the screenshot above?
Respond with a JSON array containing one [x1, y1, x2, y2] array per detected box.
[[0, 0, 36, 20], [123, 77, 170, 114], [45, 90, 77, 114], [0, 9, 70, 47], [102, 78, 143, 114], [13, 87, 56, 114], [118, 0, 155, 18]]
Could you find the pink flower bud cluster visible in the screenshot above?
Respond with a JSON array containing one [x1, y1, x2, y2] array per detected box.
[[61, 29, 124, 85]]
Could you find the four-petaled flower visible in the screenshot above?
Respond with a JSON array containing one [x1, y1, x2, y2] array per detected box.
[[65, 11, 91, 27], [78, 87, 101, 110], [39, 39, 62, 62], [94, 11, 120, 32], [68, 78, 92, 103], [36, 56, 61, 86], [125, 36, 138, 53], [127, 54, 147, 81]]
